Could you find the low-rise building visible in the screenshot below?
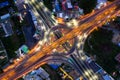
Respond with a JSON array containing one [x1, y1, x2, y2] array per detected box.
[[24, 67, 50, 80], [15, 45, 29, 57], [96, 0, 107, 9], [0, 15, 13, 37]]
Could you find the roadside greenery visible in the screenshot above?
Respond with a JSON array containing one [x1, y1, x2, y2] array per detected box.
[[114, 17, 120, 23], [43, 0, 53, 11], [0, 6, 10, 16], [1, 35, 20, 58], [77, 0, 97, 14], [1, 15, 25, 59], [84, 28, 120, 76], [17, 78, 24, 80], [108, 0, 115, 2]]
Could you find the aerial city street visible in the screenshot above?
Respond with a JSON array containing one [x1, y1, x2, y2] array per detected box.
[[0, 0, 120, 80]]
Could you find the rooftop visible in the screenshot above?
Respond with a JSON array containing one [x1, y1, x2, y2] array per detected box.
[[24, 67, 50, 80]]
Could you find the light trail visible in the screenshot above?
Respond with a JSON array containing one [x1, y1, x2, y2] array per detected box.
[[0, 0, 120, 80]]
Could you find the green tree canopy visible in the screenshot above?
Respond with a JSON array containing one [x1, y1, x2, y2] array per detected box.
[[77, 0, 97, 14], [107, 0, 115, 2]]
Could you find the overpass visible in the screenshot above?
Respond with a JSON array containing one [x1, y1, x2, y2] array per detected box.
[[0, 0, 120, 80]]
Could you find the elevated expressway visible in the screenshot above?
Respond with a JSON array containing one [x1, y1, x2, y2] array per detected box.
[[0, 0, 120, 80], [28, 1, 97, 78], [28, 0, 76, 54]]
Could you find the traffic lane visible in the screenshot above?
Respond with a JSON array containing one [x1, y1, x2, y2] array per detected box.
[[76, 7, 117, 35], [28, 0, 114, 54], [0, 9, 117, 79], [28, 1, 51, 30], [75, 9, 120, 64], [33, 0, 55, 26], [74, 10, 120, 79], [0, 52, 47, 80], [78, 0, 119, 25], [0, 1, 119, 79], [0, 12, 38, 79], [65, 10, 118, 76], [17, 7, 119, 77], [0, 50, 40, 80], [14, 8, 119, 80], [31, 1, 53, 28], [70, 55, 89, 79], [12, 55, 73, 80]]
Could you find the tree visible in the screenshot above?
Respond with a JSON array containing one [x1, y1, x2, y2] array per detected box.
[[77, 0, 97, 14], [0, 66, 3, 73], [107, 0, 115, 2], [43, 0, 53, 11]]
